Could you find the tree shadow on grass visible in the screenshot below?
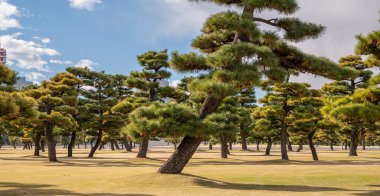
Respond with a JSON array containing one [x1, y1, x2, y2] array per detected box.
[[0, 182, 154, 196], [188, 158, 380, 166], [182, 174, 358, 193], [354, 185, 380, 196]]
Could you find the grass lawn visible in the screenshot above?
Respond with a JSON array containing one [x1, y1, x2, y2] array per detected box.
[[0, 146, 379, 195]]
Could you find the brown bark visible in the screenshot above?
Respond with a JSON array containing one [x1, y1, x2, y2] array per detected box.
[[111, 141, 115, 151], [45, 121, 57, 162], [114, 140, 120, 150], [280, 120, 289, 160], [158, 95, 222, 174], [265, 137, 272, 156], [308, 131, 318, 161], [240, 124, 248, 150], [349, 130, 359, 156], [287, 139, 293, 151], [296, 144, 303, 152], [361, 129, 366, 150], [256, 141, 260, 151], [209, 143, 213, 150], [68, 131, 76, 157], [137, 135, 149, 158], [330, 141, 334, 151], [34, 131, 41, 156], [220, 134, 228, 158], [88, 130, 102, 158], [122, 136, 132, 152]]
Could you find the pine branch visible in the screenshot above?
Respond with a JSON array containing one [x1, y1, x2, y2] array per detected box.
[[253, 17, 279, 26]]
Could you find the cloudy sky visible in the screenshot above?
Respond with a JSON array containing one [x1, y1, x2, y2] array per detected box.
[[0, 0, 379, 97]]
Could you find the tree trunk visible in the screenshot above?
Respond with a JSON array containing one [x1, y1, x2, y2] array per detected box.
[[158, 95, 221, 174], [308, 131, 318, 161], [122, 136, 132, 152], [349, 130, 359, 156], [344, 141, 348, 150], [287, 139, 293, 151], [110, 141, 115, 151], [330, 141, 334, 151], [209, 143, 213, 150], [88, 130, 102, 158], [158, 135, 202, 174], [114, 140, 120, 150], [265, 138, 272, 156], [68, 131, 76, 157], [220, 134, 228, 158], [296, 144, 303, 152], [173, 142, 177, 150], [41, 139, 45, 152], [361, 129, 366, 150], [240, 124, 248, 150], [256, 141, 260, 151], [45, 119, 57, 162], [34, 131, 41, 156], [137, 136, 149, 158], [280, 121, 289, 160]]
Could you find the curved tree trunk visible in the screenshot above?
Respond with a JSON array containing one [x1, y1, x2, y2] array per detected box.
[[34, 131, 41, 156], [308, 131, 318, 161], [88, 130, 102, 158], [122, 136, 132, 152], [158, 95, 221, 174], [173, 142, 177, 150], [68, 131, 76, 157], [349, 130, 359, 156], [265, 137, 272, 156], [287, 139, 293, 151], [240, 124, 248, 150], [330, 141, 334, 151], [137, 136, 149, 158], [296, 144, 303, 152]]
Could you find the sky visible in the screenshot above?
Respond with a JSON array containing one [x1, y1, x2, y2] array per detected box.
[[0, 0, 379, 98]]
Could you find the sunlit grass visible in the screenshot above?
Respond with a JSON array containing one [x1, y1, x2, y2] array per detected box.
[[0, 146, 379, 195]]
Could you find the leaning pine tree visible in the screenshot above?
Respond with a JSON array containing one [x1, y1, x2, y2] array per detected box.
[[158, 0, 355, 174]]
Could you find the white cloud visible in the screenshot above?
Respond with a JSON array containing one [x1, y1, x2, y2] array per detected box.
[[74, 59, 97, 69], [50, 59, 73, 65], [25, 72, 45, 83], [0, 33, 60, 72], [0, 0, 21, 30], [69, 0, 102, 11], [41, 38, 50, 44]]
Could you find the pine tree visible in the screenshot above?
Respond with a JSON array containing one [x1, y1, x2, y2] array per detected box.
[[237, 88, 256, 150], [251, 105, 282, 155], [27, 72, 81, 162], [324, 74, 380, 156], [124, 50, 173, 158], [158, 0, 355, 174], [73, 70, 121, 158]]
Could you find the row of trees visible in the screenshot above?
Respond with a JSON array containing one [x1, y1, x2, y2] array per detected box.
[[1, 0, 379, 174]]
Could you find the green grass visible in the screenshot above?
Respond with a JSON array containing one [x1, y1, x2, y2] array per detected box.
[[0, 146, 379, 195]]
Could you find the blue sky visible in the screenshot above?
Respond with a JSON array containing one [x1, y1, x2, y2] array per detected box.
[[0, 0, 379, 99]]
